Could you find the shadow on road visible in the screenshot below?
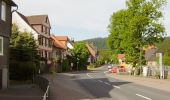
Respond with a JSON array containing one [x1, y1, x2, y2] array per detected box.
[[74, 77, 131, 99]]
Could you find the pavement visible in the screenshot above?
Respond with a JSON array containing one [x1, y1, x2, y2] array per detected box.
[[45, 66, 170, 100], [0, 84, 44, 100], [106, 72, 170, 92]]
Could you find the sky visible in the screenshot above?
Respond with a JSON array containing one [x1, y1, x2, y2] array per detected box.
[[13, 0, 170, 41]]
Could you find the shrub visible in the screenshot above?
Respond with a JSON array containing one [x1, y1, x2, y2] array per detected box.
[[9, 61, 37, 81], [61, 59, 70, 72]]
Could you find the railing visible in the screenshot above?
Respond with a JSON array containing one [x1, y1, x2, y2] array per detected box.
[[43, 85, 50, 100], [35, 76, 50, 100], [148, 66, 170, 79]]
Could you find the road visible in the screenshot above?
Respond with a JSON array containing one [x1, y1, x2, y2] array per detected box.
[[48, 66, 170, 100]]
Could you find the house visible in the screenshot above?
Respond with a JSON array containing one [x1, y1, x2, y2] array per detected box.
[[50, 34, 65, 72], [12, 12, 52, 71], [0, 0, 16, 89], [55, 36, 73, 50], [12, 11, 39, 41], [144, 45, 158, 67], [86, 43, 98, 63], [50, 34, 73, 72], [27, 14, 52, 69]]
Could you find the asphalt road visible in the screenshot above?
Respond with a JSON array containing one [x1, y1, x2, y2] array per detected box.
[[49, 66, 170, 100]]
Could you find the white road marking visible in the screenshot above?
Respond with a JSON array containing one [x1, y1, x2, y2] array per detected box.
[[136, 94, 152, 100], [104, 71, 108, 74], [113, 85, 120, 89], [98, 80, 103, 83], [86, 73, 93, 78], [104, 82, 111, 85]]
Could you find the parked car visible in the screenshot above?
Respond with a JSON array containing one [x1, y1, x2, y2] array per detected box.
[[109, 66, 126, 73]]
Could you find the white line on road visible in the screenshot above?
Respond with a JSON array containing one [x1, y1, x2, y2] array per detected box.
[[136, 94, 152, 100], [98, 80, 103, 83], [86, 73, 93, 78], [104, 71, 108, 74], [104, 82, 111, 85], [113, 85, 120, 89]]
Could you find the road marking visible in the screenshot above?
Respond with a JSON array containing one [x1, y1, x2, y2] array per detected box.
[[136, 94, 152, 100], [98, 80, 103, 83], [104, 71, 108, 74], [86, 73, 93, 78], [104, 82, 111, 85], [113, 85, 120, 89]]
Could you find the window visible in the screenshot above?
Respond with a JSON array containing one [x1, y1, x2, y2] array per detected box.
[[1, 1, 6, 21], [0, 36, 3, 55]]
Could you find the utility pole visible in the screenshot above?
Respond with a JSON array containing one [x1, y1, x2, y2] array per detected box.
[[159, 53, 163, 79]]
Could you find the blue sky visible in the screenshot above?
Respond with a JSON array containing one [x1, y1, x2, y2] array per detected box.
[[13, 0, 170, 41]]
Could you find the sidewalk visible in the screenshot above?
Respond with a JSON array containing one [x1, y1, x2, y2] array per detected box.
[[0, 84, 44, 100], [107, 73, 170, 92]]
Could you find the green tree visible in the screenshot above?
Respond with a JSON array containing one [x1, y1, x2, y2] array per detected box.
[[9, 24, 40, 81], [71, 42, 89, 70], [97, 49, 113, 64], [157, 36, 170, 65], [108, 0, 166, 66]]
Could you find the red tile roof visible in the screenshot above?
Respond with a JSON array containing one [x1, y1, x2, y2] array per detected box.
[[51, 35, 67, 49], [55, 36, 69, 41], [117, 54, 125, 59]]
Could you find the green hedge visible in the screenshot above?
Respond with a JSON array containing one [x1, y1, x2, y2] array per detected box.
[[9, 61, 38, 81], [61, 59, 70, 72]]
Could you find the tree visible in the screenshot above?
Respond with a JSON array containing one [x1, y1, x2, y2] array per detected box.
[[108, 0, 166, 66], [71, 42, 89, 70], [97, 49, 113, 64], [9, 24, 40, 81], [157, 36, 170, 65]]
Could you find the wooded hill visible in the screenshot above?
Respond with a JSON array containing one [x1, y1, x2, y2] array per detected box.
[[83, 36, 170, 52], [83, 37, 108, 50]]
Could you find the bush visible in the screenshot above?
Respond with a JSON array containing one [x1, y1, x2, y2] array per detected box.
[[163, 56, 170, 66], [9, 61, 37, 81], [61, 59, 70, 72]]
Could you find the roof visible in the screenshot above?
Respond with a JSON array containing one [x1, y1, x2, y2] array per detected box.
[[51, 35, 67, 49], [86, 43, 98, 58], [6, 0, 17, 6], [117, 54, 125, 59], [143, 45, 157, 51], [55, 36, 69, 41], [15, 11, 39, 34], [26, 15, 51, 27]]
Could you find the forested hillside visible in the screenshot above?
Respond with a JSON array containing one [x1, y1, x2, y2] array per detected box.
[[83, 37, 108, 50]]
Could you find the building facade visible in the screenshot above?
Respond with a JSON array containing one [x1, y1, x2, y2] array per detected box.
[[0, 0, 16, 89], [26, 15, 52, 64], [51, 35, 74, 72]]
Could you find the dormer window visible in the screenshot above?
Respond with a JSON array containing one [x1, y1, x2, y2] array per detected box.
[[1, 1, 6, 21]]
